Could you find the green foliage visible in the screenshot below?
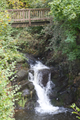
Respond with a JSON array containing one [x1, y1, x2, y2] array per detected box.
[[17, 95, 27, 108], [11, 27, 45, 56], [0, 1, 23, 120], [71, 103, 80, 119], [62, 29, 80, 61], [31, 0, 52, 8], [7, 0, 32, 9], [0, 0, 8, 10], [7, 0, 52, 8], [49, 0, 80, 22], [48, 0, 80, 61], [19, 0, 52, 8]]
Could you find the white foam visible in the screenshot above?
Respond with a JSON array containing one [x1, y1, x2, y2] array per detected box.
[[29, 61, 67, 114]]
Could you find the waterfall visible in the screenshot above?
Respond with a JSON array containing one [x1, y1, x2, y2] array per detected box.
[[28, 61, 66, 114]]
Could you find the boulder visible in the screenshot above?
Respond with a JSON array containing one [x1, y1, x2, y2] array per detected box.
[[28, 82, 34, 90], [49, 90, 57, 99], [22, 89, 30, 97], [24, 53, 37, 65], [38, 69, 51, 87], [17, 69, 28, 81], [25, 100, 36, 110]]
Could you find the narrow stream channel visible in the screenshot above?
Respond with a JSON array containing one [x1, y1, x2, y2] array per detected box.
[[15, 61, 78, 120]]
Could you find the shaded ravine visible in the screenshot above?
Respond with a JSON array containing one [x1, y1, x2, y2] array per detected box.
[[14, 55, 78, 120]]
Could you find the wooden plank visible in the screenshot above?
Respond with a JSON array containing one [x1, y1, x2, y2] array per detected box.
[[8, 8, 50, 12], [31, 17, 50, 20], [28, 10, 31, 26], [11, 21, 50, 27], [23, 10, 25, 21], [11, 17, 50, 22], [12, 19, 29, 21]]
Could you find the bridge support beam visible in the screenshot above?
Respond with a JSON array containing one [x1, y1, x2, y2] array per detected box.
[[10, 21, 50, 27]]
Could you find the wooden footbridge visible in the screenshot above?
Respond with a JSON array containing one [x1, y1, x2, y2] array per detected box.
[[8, 8, 52, 27]]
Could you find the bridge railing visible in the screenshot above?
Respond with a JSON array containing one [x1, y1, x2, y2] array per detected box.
[[8, 8, 51, 26]]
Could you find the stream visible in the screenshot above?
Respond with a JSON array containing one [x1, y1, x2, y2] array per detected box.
[[15, 61, 78, 120], [15, 110, 78, 120]]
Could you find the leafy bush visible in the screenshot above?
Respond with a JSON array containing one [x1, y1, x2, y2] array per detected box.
[[0, 1, 23, 119], [49, 0, 80, 22], [11, 27, 45, 56], [48, 0, 80, 61], [7, 0, 52, 8], [31, 0, 52, 8]]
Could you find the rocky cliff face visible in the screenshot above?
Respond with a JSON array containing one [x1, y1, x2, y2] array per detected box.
[[50, 62, 80, 107]]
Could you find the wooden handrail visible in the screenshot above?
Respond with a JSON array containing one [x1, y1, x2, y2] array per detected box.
[[8, 8, 51, 26], [8, 8, 50, 11]]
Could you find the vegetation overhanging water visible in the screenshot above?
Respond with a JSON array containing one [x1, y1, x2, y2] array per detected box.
[[0, 0, 80, 120]]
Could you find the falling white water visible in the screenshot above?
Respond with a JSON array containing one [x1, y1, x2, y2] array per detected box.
[[29, 61, 66, 114]]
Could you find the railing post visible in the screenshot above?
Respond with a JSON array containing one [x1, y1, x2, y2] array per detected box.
[[23, 10, 25, 21], [43, 10, 45, 17], [28, 10, 31, 26]]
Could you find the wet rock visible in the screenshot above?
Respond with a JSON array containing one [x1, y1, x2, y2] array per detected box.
[[25, 100, 36, 110], [20, 80, 29, 88], [17, 69, 28, 81], [28, 82, 34, 90], [78, 73, 80, 76], [28, 69, 34, 75], [57, 80, 68, 93], [24, 53, 37, 65], [76, 99, 80, 107], [50, 67, 58, 75], [50, 67, 59, 80], [28, 69, 34, 81], [49, 81, 55, 89], [19, 80, 30, 91], [60, 91, 74, 105], [38, 69, 50, 87], [22, 89, 30, 97], [49, 90, 57, 99]]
